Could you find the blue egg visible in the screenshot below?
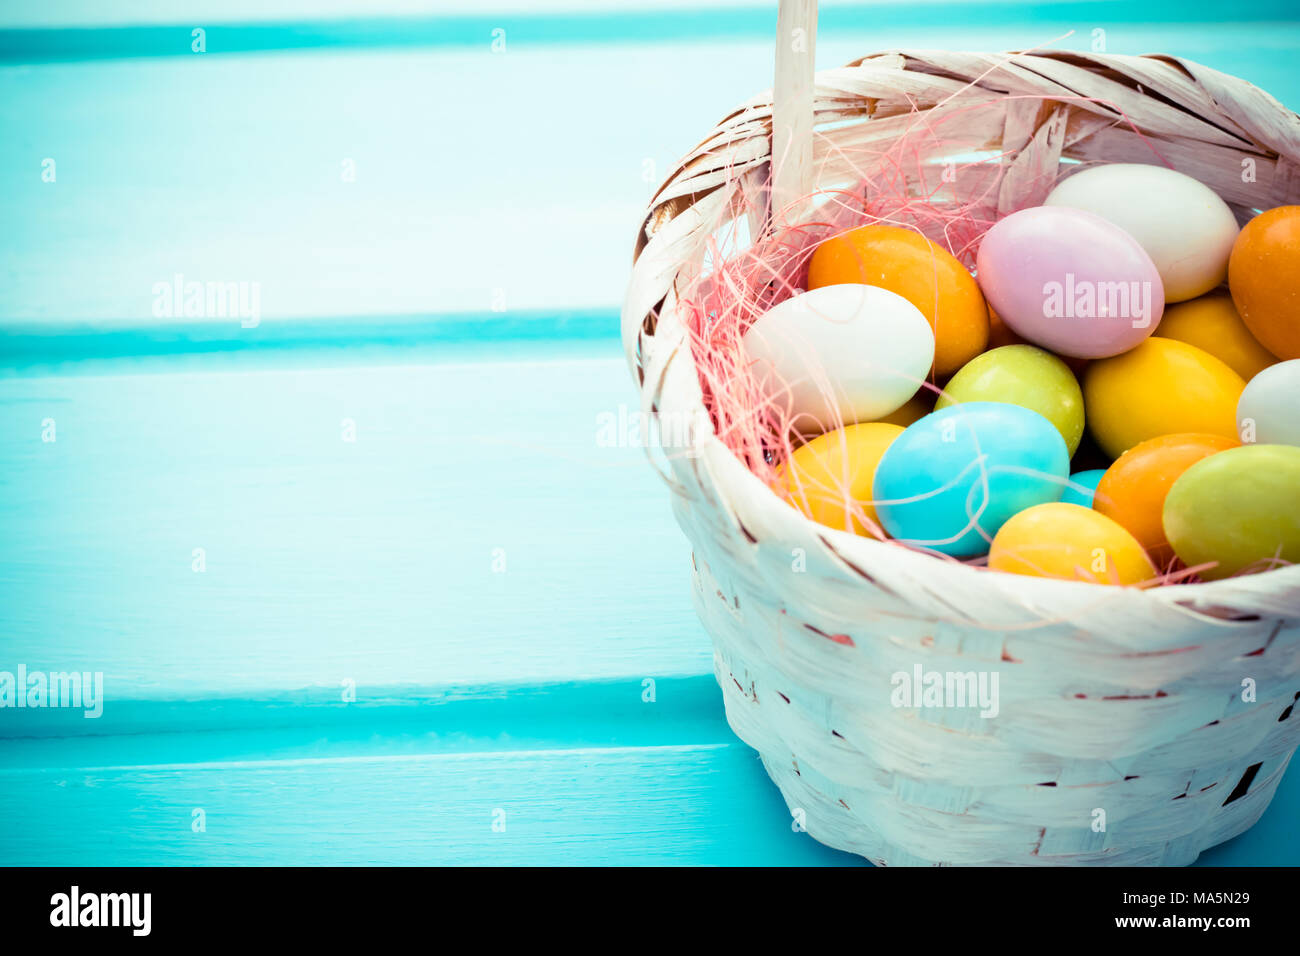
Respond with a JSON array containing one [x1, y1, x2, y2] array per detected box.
[[1060, 469, 1106, 508], [872, 401, 1069, 557]]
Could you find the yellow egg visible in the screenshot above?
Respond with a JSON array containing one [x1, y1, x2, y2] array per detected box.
[[1083, 338, 1245, 460], [1154, 290, 1277, 381], [778, 422, 903, 535], [989, 502, 1157, 586]]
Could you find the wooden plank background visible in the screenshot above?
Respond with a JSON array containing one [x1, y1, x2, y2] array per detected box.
[[3, 5, 1300, 865]]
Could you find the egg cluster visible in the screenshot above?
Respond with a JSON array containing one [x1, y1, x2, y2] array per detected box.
[[745, 164, 1300, 585]]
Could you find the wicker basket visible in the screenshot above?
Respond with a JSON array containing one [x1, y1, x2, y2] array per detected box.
[[622, 5, 1300, 866]]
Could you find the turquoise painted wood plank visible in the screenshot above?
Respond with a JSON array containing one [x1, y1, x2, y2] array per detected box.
[[3, 23, 1297, 322], [2, 674, 1297, 865], [3, 11, 1299, 868], [0, 743, 865, 866], [0, 678, 725, 757], [3, 2, 1296, 61], [9, 0, 1298, 31], [0, 674, 866, 867], [0, 310, 618, 368], [0, 347, 711, 696]]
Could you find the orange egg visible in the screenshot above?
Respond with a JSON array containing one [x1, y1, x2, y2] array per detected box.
[[808, 224, 989, 377], [1155, 290, 1277, 380], [987, 306, 1027, 349], [1092, 432, 1238, 567], [1061, 354, 1091, 378], [1228, 205, 1300, 359]]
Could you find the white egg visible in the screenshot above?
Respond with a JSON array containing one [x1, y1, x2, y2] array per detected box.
[[1238, 359, 1300, 446], [741, 283, 934, 435], [1044, 163, 1239, 303]]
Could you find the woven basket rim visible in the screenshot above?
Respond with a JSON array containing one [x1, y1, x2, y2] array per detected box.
[[692, 414, 1300, 617]]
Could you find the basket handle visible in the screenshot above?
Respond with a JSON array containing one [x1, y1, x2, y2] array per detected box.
[[771, 0, 818, 227]]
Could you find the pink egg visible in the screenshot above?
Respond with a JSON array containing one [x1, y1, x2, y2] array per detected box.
[[975, 206, 1164, 359]]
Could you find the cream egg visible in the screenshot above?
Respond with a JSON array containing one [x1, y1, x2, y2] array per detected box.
[[742, 284, 935, 436], [1238, 359, 1300, 446], [1044, 163, 1239, 303]]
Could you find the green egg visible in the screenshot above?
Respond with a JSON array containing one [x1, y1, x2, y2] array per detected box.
[[936, 345, 1085, 455], [1163, 444, 1300, 580]]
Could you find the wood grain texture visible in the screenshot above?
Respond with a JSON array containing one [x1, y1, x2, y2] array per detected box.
[[4, 21, 1300, 866], [5, 22, 1298, 322], [0, 673, 863, 865], [0, 744, 860, 866], [0, 349, 711, 696]]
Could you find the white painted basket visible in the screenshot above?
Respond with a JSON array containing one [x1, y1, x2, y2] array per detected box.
[[621, 5, 1300, 865]]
